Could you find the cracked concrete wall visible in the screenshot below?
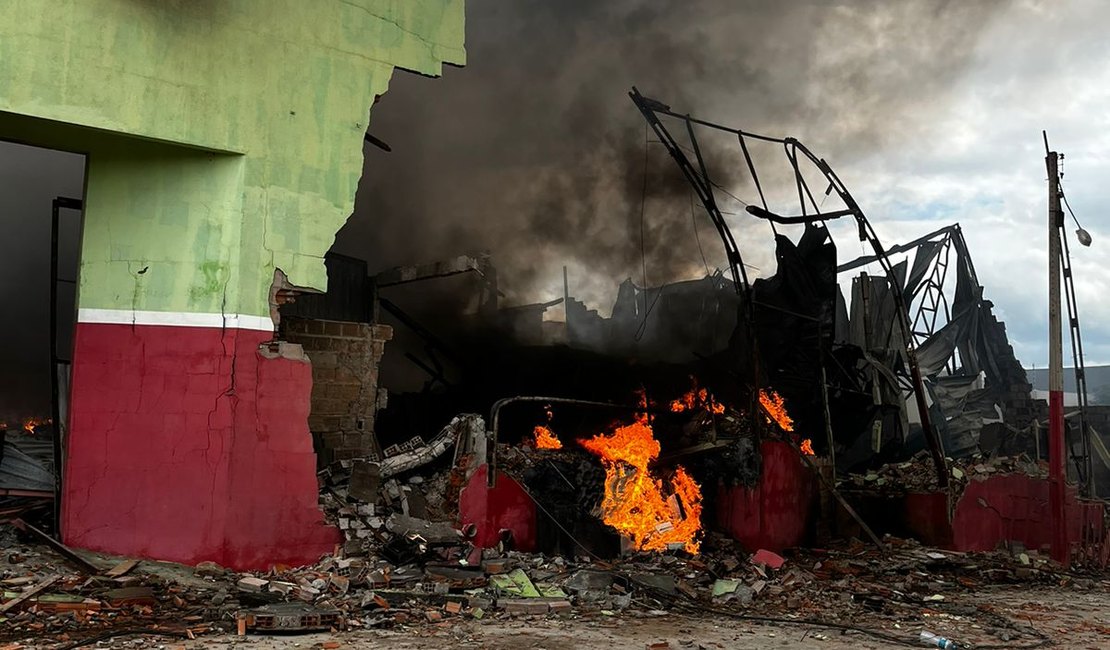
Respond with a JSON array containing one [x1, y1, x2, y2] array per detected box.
[[0, 1, 465, 569], [0, 0, 465, 319]]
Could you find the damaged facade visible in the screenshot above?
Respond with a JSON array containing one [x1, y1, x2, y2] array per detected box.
[[0, 0, 465, 569], [0, 6, 1107, 647], [269, 90, 1107, 574]]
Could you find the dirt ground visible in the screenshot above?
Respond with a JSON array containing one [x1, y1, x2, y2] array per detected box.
[[30, 584, 1105, 650]]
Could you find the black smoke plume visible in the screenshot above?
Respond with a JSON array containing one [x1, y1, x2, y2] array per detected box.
[[335, 0, 1005, 310]]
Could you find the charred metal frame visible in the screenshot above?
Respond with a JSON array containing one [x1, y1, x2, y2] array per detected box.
[[50, 196, 83, 538], [629, 88, 949, 488], [839, 224, 980, 358]]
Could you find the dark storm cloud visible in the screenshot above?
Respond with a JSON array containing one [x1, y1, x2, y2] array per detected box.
[[335, 0, 1006, 307]]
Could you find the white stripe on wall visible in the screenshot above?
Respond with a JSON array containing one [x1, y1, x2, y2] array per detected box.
[[77, 309, 274, 332]]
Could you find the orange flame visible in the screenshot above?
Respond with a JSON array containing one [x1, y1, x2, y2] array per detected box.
[[533, 425, 563, 450], [758, 389, 794, 432], [634, 388, 651, 425], [21, 416, 50, 433], [799, 438, 815, 455], [669, 382, 725, 415], [580, 420, 702, 553]]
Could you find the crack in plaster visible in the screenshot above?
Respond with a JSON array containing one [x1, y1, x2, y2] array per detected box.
[[338, 0, 441, 58]]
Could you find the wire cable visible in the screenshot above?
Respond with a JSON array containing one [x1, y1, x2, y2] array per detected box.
[[1060, 188, 1084, 230]]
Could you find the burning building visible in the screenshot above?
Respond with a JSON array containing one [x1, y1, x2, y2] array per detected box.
[[276, 89, 1106, 566], [0, 1, 1104, 583]]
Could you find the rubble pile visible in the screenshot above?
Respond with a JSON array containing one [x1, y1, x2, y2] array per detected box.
[[2, 506, 1107, 648], [221, 529, 1101, 647], [841, 451, 1047, 494], [0, 527, 219, 645], [0, 408, 1101, 649]]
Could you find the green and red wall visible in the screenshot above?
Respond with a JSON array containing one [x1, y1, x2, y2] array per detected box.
[[0, 1, 465, 569]]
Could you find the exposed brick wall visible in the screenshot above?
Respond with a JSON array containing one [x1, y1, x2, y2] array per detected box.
[[283, 318, 392, 465]]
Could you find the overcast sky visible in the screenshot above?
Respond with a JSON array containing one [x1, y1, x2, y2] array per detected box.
[[4, 0, 1109, 417]]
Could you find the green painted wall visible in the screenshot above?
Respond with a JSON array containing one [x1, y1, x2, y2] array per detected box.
[[0, 0, 465, 319]]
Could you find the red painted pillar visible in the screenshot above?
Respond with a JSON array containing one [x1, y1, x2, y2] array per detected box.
[[1046, 141, 1069, 567]]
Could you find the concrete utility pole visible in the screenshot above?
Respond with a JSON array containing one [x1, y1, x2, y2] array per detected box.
[[1044, 132, 1069, 567]]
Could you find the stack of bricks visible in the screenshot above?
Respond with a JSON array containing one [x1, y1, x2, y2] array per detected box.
[[283, 317, 392, 465]]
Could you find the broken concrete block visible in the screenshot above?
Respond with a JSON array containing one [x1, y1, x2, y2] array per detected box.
[[564, 570, 613, 593], [349, 460, 382, 503], [468, 594, 493, 610], [751, 549, 785, 570], [502, 599, 550, 616], [548, 600, 572, 615], [712, 579, 741, 598], [194, 561, 225, 577], [105, 586, 156, 607], [490, 569, 541, 598], [630, 572, 676, 595], [237, 577, 270, 593], [329, 575, 350, 595]]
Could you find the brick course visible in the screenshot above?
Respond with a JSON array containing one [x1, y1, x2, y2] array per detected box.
[[284, 318, 392, 465]]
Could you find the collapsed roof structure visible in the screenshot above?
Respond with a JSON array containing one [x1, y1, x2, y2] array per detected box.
[[623, 88, 1036, 481]]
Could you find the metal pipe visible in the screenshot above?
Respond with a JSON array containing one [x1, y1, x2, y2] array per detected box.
[[50, 199, 60, 536], [49, 196, 82, 539]]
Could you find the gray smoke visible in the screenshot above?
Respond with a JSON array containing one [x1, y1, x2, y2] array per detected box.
[[335, 0, 1006, 310]]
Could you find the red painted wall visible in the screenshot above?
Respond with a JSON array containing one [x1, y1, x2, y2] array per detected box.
[[716, 441, 814, 551], [62, 323, 339, 570], [903, 475, 1105, 557], [953, 475, 1103, 552], [457, 465, 536, 552]]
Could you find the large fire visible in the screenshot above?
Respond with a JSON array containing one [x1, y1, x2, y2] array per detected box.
[[580, 419, 702, 554], [533, 424, 563, 450]]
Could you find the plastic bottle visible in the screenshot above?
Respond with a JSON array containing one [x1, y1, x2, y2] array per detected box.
[[919, 631, 958, 649]]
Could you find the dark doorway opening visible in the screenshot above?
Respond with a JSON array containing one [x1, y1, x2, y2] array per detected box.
[[0, 140, 86, 533]]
